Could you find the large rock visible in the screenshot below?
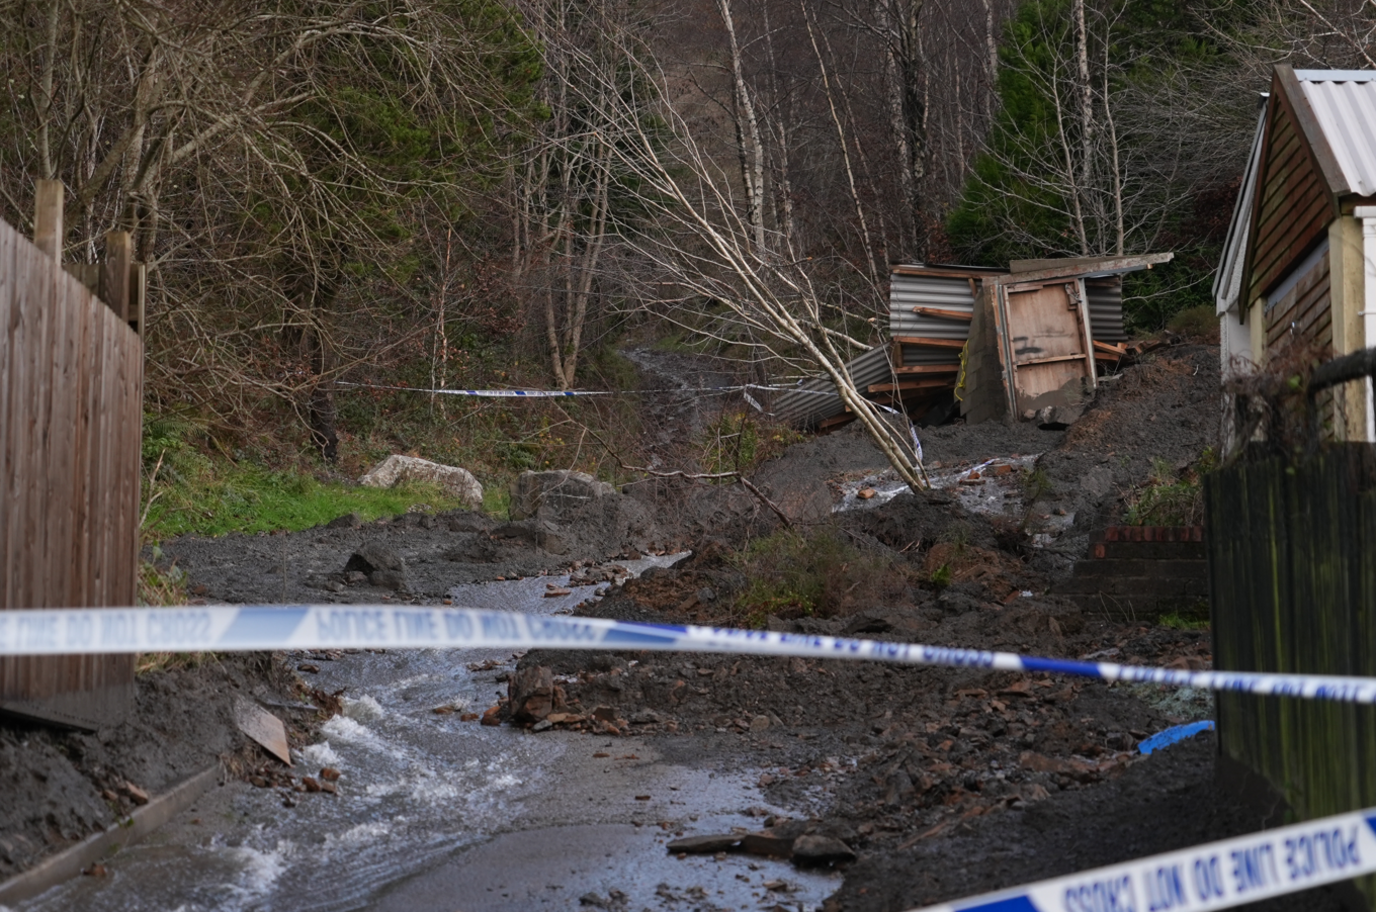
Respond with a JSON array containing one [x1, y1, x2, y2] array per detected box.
[[344, 542, 409, 591], [791, 834, 856, 866], [510, 470, 615, 522], [506, 665, 555, 723], [360, 455, 483, 510]]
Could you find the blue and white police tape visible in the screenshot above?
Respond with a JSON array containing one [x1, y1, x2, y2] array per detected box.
[[4, 606, 1376, 705], [909, 804, 1376, 912], [335, 380, 847, 399]]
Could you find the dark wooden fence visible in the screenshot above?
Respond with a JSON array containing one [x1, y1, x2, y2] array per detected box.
[[0, 193, 143, 730], [1206, 444, 1376, 905]]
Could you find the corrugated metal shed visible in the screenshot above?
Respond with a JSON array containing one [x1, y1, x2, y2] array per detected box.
[[773, 254, 1168, 430], [1085, 280, 1126, 342], [1296, 70, 1376, 197], [770, 344, 893, 429], [888, 266, 1002, 368]]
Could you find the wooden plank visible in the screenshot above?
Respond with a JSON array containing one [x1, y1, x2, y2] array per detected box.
[[994, 253, 1173, 286], [15, 231, 43, 610], [100, 231, 131, 322], [1092, 340, 1127, 356], [891, 336, 966, 349], [44, 243, 77, 608], [893, 364, 961, 375], [817, 413, 856, 431], [1016, 352, 1090, 367], [33, 180, 64, 262], [867, 379, 955, 394], [911, 305, 973, 322], [0, 225, 14, 608], [71, 271, 97, 609]]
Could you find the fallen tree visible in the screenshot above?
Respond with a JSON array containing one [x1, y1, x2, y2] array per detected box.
[[547, 25, 928, 493]]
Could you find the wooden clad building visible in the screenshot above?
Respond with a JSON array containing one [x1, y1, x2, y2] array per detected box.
[[1217, 66, 1376, 445]]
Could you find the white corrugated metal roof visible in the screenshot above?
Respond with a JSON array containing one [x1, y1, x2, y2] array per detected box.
[[1297, 70, 1376, 197]]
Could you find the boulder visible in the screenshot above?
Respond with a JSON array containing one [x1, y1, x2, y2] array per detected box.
[[325, 512, 361, 530], [507, 665, 555, 723], [510, 470, 615, 522], [791, 834, 856, 866], [344, 543, 409, 591], [360, 455, 483, 510], [345, 542, 403, 574]]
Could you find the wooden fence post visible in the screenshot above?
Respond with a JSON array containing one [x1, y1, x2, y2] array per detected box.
[[128, 262, 146, 336], [33, 180, 63, 261], [100, 231, 132, 321]]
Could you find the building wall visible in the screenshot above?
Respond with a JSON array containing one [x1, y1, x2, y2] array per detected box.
[[1246, 78, 1335, 308]]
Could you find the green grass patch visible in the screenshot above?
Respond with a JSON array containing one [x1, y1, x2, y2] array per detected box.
[[144, 460, 471, 539], [141, 418, 478, 539], [1158, 603, 1211, 630]]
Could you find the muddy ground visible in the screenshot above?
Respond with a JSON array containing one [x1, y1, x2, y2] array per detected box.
[[0, 653, 321, 881], [1, 342, 1358, 910]]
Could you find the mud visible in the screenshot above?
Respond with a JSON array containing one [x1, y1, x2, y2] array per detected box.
[[0, 654, 314, 880], [4, 343, 1339, 911]]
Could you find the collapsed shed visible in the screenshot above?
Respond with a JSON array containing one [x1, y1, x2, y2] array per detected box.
[[773, 253, 1170, 431]]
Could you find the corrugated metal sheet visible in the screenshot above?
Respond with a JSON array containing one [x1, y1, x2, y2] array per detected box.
[[1297, 71, 1376, 197], [770, 344, 894, 429], [1085, 280, 1126, 342], [888, 267, 1000, 369]]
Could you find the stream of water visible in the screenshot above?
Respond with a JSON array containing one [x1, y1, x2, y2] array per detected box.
[[17, 558, 837, 912]]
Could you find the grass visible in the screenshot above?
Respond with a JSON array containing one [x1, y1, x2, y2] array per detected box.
[[1158, 603, 1210, 630], [699, 412, 805, 477], [144, 460, 472, 539], [141, 416, 481, 539], [1122, 449, 1217, 527], [730, 527, 911, 627]]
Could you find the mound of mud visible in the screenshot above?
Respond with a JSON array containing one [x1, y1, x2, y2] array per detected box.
[[0, 654, 315, 879]]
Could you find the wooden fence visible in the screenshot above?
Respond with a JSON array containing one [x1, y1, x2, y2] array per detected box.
[[1206, 444, 1376, 906], [0, 196, 143, 730]]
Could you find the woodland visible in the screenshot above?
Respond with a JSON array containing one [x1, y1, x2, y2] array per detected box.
[[2, 0, 1374, 491]]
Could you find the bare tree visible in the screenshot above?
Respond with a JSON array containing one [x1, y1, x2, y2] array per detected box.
[[2, 0, 538, 456], [555, 25, 928, 491]]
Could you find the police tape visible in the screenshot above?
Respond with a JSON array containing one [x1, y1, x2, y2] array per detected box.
[[910, 805, 1376, 912], [3, 606, 1376, 705], [335, 380, 846, 399]]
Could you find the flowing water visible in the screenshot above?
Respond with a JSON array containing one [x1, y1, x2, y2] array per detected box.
[[17, 558, 837, 912]]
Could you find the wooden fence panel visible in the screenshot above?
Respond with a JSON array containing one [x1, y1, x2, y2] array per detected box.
[[1207, 445, 1376, 908], [0, 216, 140, 729]]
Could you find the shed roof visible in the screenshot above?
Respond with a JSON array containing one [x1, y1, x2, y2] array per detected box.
[[1293, 69, 1376, 197], [1214, 101, 1268, 316]]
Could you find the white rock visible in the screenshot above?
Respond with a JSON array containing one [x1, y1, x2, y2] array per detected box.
[[359, 455, 483, 510]]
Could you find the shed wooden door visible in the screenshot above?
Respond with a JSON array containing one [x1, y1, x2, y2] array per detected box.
[[994, 280, 1096, 416]]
